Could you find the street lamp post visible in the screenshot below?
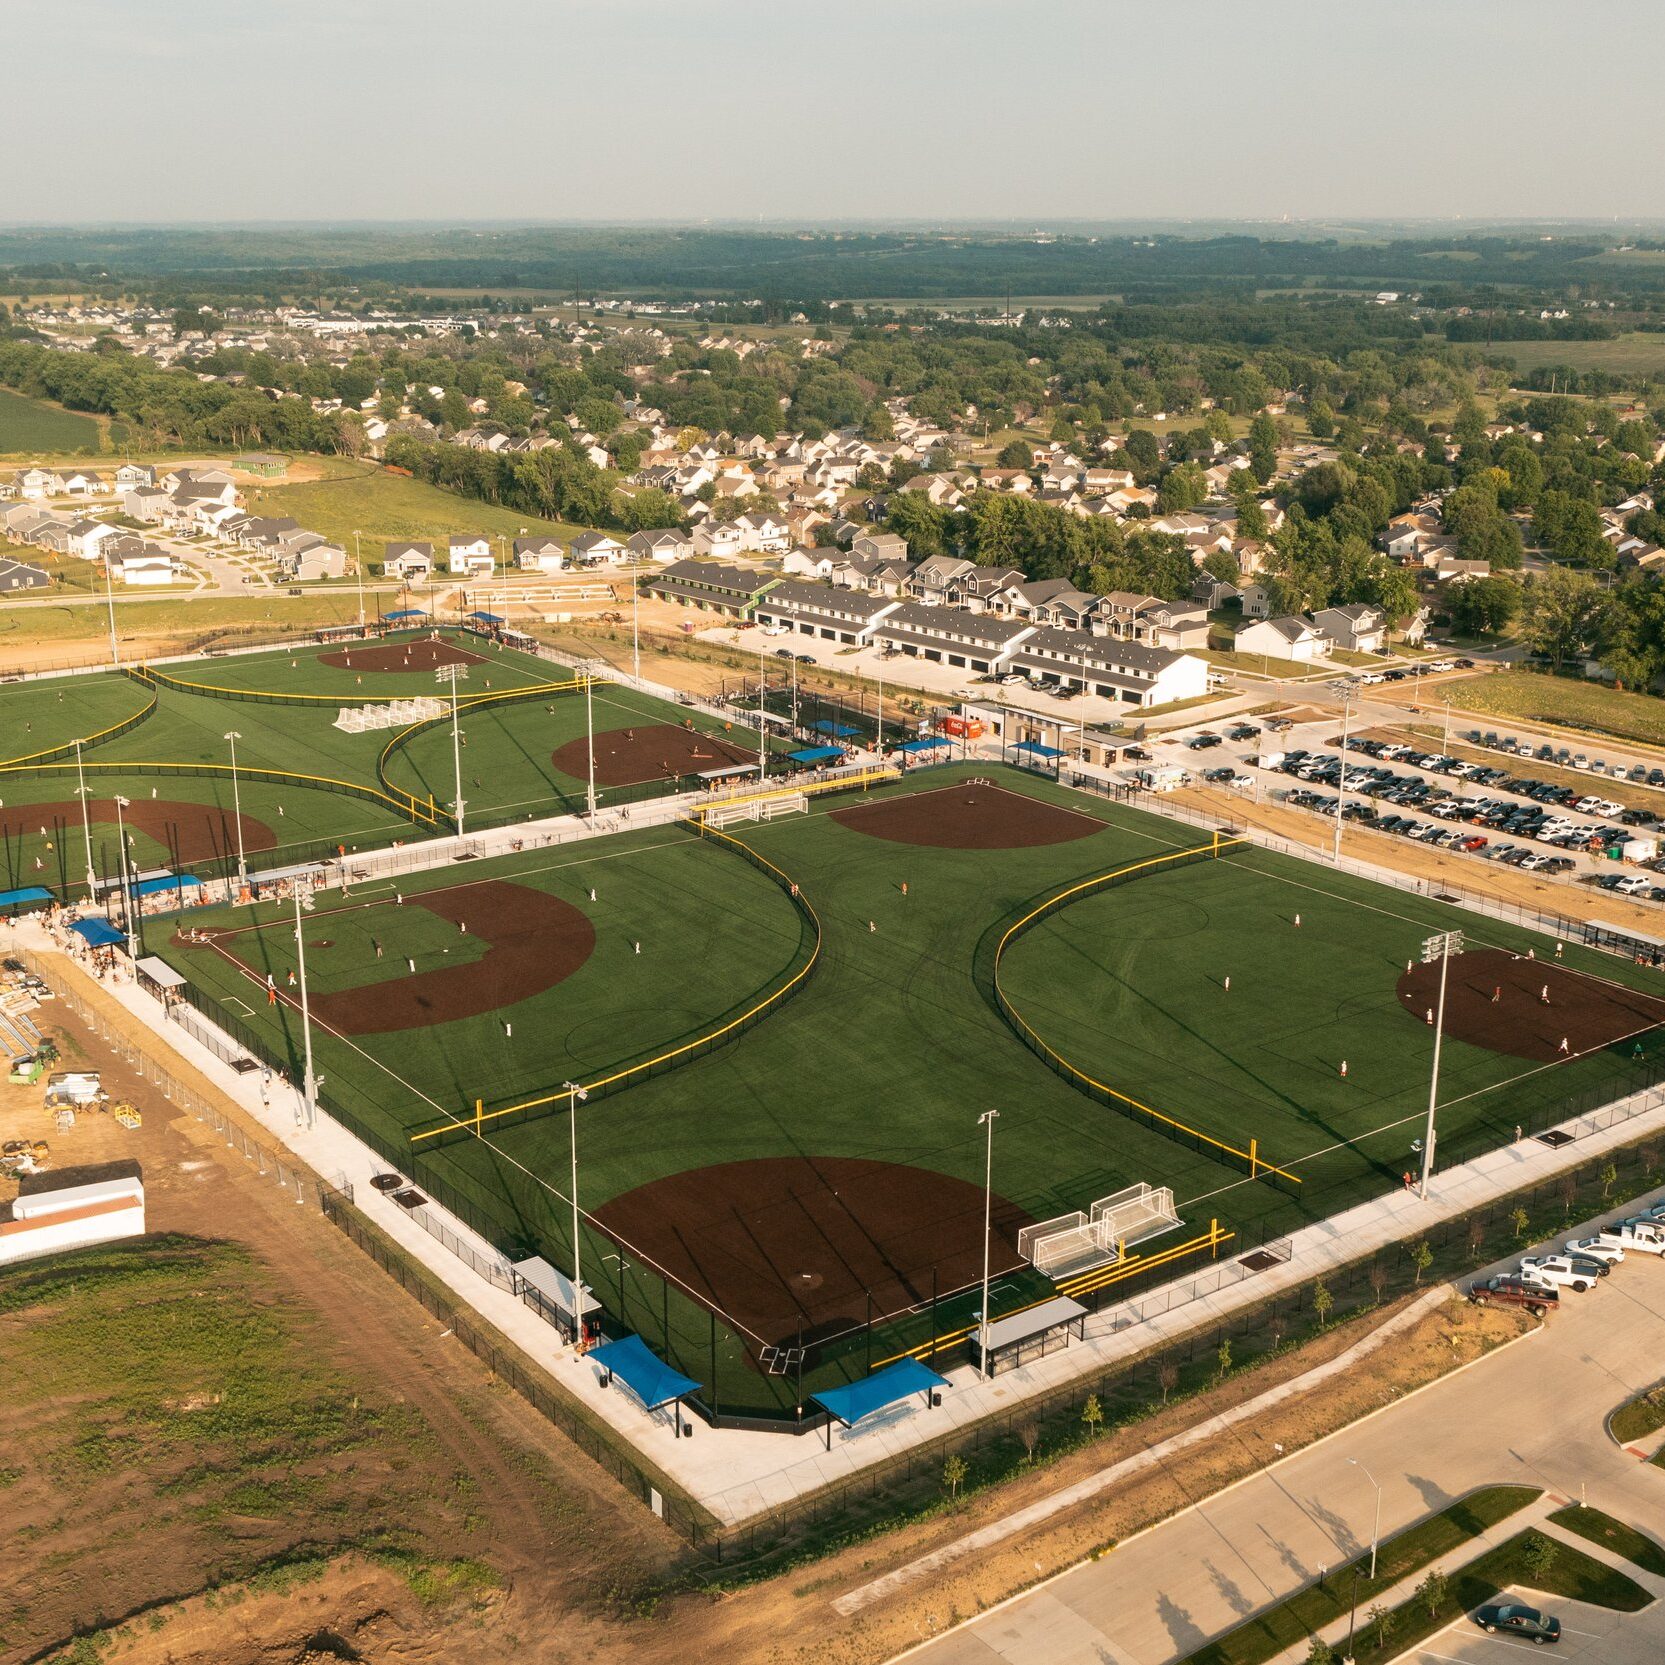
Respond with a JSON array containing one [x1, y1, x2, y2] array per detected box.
[[223, 730, 247, 890], [1346, 1457, 1384, 1581], [111, 794, 138, 958], [434, 665, 469, 836], [1418, 929, 1465, 1198], [977, 1108, 999, 1380], [73, 741, 97, 901], [565, 1080, 590, 1342]]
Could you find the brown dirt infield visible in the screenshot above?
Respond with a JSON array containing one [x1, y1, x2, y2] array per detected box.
[[594, 1154, 1032, 1349], [550, 721, 759, 788], [0, 798, 276, 865], [831, 781, 1106, 851], [1396, 946, 1665, 1063], [202, 879, 594, 1035], [318, 639, 487, 673]]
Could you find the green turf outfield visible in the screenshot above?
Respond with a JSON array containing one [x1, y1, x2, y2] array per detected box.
[[168, 827, 807, 1129], [0, 672, 155, 762], [385, 679, 792, 822], [997, 841, 1665, 1193]]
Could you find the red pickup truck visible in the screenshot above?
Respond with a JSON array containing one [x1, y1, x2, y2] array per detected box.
[[1468, 1274, 1558, 1316]]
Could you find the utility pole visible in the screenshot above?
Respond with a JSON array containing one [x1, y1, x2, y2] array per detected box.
[[1418, 930, 1464, 1199]]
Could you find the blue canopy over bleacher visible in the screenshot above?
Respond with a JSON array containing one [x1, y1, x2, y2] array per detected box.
[[1013, 740, 1064, 759], [132, 873, 202, 900], [69, 918, 125, 948], [895, 736, 950, 755], [383, 608, 427, 621], [467, 611, 505, 624], [0, 886, 53, 910], [589, 1333, 701, 1412], [788, 746, 845, 764], [811, 1357, 949, 1440], [811, 718, 862, 738]]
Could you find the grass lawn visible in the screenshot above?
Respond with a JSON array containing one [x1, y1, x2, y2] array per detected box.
[[245, 463, 590, 562], [0, 386, 103, 454], [0, 590, 373, 652], [996, 839, 1665, 1194], [1609, 1384, 1665, 1444], [1206, 647, 1329, 680], [1548, 1504, 1665, 1579], [1178, 1485, 1539, 1665], [1442, 669, 1665, 753], [1498, 333, 1665, 381]]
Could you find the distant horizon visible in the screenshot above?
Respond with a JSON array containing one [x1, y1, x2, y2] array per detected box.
[[9, 0, 1663, 224]]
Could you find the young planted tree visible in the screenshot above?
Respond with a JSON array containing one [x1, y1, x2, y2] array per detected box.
[[1409, 1240, 1434, 1286], [1081, 1394, 1105, 1439], [1418, 1567, 1450, 1619], [942, 1453, 968, 1501], [1521, 1531, 1560, 1583], [1159, 1360, 1179, 1405], [1216, 1337, 1233, 1384], [1312, 1277, 1334, 1329]]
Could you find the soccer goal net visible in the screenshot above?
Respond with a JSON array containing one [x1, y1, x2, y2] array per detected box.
[[1018, 1185, 1182, 1282], [704, 800, 763, 829], [757, 791, 808, 820]]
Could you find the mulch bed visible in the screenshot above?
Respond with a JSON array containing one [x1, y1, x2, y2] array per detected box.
[[0, 799, 276, 866], [550, 721, 758, 788], [1396, 945, 1665, 1063], [831, 781, 1105, 851], [318, 640, 486, 673], [594, 1154, 1032, 1350], [204, 879, 594, 1035]]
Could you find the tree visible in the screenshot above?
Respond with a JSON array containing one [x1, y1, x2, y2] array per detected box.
[[1312, 1277, 1334, 1328], [942, 1453, 968, 1500], [1215, 1337, 1233, 1383], [1081, 1393, 1104, 1438], [1417, 1567, 1450, 1619], [1534, 490, 1610, 567], [997, 438, 1033, 470], [1447, 575, 1521, 637], [1248, 412, 1279, 482], [1409, 1239, 1433, 1286], [1521, 1532, 1560, 1583], [1601, 1159, 1619, 1198], [1157, 461, 1207, 513], [1159, 1360, 1179, 1404], [1370, 563, 1422, 627], [1307, 398, 1336, 439], [1370, 1603, 1398, 1651], [1511, 1205, 1531, 1241], [1521, 566, 1609, 668], [1304, 1637, 1336, 1665], [1202, 548, 1241, 585]]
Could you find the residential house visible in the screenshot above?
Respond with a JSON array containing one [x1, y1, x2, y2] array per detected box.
[[447, 535, 494, 577], [626, 528, 694, 564], [1236, 615, 1331, 663], [1312, 603, 1388, 654], [945, 565, 1025, 612], [0, 557, 50, 593], [277, 536, 347, 581], [782, 548, 842, 580], [122, 486, 172, 522], [838, 556, 915, 596], [114, 463, 157, 493], [568, 531, 628, 568], [1239, 582, 1276, 619], [383, 540, 434, 580], [850, 531, 908, 564], [906, 555, 976, 603], [66, 519, 122, 560], [1192, 573, 1242, 611], [109, 546, 177, 587], [732, 512, 791, 554], [514, 536, 566, 574], [57, 469, 107, 497], [15, 468, 63, 499]]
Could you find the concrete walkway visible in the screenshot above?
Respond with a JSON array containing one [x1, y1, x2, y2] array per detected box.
[[895, 1241, 1665, 1664]]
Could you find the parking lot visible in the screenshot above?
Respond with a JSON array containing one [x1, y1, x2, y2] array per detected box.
[[1404, 1595, 1665, 1664]]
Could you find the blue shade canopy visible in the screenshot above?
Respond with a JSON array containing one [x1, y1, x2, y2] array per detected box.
[[588, 1333, 701, 1410], [811, 1357, 948, 1429], [0, 887, 53, 908], [70, 918, 125, 947]]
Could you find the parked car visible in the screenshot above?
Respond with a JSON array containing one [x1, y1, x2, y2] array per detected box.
[[1468, 1274, 1558, 1315], [1565, 1235, 1624, 1265], [1472, 1603, 1561, 1644], [1517, 1254, 1600, 1292]]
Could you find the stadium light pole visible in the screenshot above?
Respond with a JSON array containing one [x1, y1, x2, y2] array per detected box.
[[103, 551, 120, 668], [112, 794, 138, 959], [1346, 1457, 1383, 1581], [223, 730, 247, 891], [293, 888, 318, 1130], [1418, 929, 1464, 1199], [876, 665, 884, 757], [1331, 680, 1356, 866], [564, 1080, 590, 1340], [583, 671, 598, 817], [435, 664, 469, 836], [977, 1108, 999, 1382], [757, 634, 768, 781], [352, 530, 364, 627], [631, 566, 641, 685], [73, 741, 97, 901]]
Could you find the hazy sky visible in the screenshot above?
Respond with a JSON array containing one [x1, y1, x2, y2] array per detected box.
[[7, 0, 1660, 224]]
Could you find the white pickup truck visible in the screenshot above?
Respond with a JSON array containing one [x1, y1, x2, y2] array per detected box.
[[1591, 1218, 1665, 1255], [1517, 1254, 1601, 1292]]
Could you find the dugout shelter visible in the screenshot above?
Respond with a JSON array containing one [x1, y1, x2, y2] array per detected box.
[[809, 1357, 950, 1449]]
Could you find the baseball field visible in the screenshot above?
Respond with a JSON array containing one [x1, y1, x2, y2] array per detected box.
[[146, 760, 1665, 1419]]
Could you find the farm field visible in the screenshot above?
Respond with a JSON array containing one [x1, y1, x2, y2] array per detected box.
[[151, 763, 1665, 1419], [245, 463, 590, 563], [0, 385, 103, 453], [1498, 331, 1665, 379], [1439, 667, 1665, 751]]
